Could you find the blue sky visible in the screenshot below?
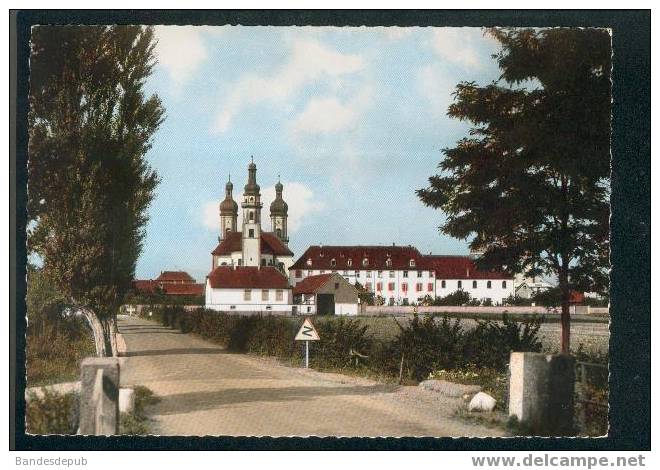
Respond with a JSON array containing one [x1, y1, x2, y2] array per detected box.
[[138, 26, 502, 281]]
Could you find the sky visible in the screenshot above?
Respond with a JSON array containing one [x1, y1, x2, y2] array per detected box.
[[138, 26, 503, 281]]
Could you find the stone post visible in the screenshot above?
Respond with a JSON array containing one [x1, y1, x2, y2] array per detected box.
[[79, 357, 120, 435], [508, 352, 575, 435]]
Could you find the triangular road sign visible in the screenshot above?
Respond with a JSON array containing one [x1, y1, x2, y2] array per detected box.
[[295, 318, 320, 341]]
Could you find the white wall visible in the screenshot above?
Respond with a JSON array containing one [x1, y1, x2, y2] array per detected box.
[[205, 281, 292, 312], [335, 303, 358, 316], [435, 279, 515, 304]]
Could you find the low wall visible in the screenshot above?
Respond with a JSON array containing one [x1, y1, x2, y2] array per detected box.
[[364, 305, 609, 316]]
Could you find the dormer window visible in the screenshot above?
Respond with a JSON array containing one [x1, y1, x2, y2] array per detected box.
[[347, 258, 353, 267], [362, 258, 369, 267], [409, 259, 416, 267], [306, 258, 312, 266], [386, 258, 392, 268], [330, 258, 336, 267]]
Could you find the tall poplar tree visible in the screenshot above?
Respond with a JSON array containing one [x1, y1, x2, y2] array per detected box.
[[28, 26, 165, 356], [418, 28, 611, 353]]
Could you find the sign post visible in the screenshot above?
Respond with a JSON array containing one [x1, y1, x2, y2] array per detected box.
[[294, 318, 320, 369]]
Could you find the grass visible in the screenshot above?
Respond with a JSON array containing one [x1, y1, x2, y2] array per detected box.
[[429, 367, 508, 410], [119, 385, 161, 435], [25, 389, 79, 434], [26, 333, 95, 387]]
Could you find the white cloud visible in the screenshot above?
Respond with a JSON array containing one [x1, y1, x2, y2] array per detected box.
[[154, 26, 210, 86], [200, 182, 324, 235], [416, 64, 457, 117], [287, 85, 373, 136], [213, 39, 365, 133], [382, 27, 414, 41], [428, 28, 491, 69]]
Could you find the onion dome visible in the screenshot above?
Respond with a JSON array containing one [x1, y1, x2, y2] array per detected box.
[[270, 179, 288, 216], [244, 157, 260, 195], [220, 178, 238, 215]]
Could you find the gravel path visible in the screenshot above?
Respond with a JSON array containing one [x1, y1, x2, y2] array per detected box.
[[118, 315, 506, 437]]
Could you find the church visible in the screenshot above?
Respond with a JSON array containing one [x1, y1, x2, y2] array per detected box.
[[204, 160, 294, 312]]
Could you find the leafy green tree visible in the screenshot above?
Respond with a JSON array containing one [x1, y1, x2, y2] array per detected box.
[[418, 28, 611, 353], [28, 26, 164, 356]]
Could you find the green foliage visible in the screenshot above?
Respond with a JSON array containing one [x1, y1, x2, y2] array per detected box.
[[463, 314, 543, 370], [418, 28, 611, 321], [26, 268, 95, 386], [26, 390, 79, 435], [27, 26, 165, 349], [123, 291, 204, 306], [314, 317, 372, 369], [120, 385, 161, 435]]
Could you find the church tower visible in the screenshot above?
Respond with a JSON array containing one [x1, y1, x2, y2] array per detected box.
[[270, 177, 289, 244], [241, 158, 262, 267], [219, 175, 238, 241]]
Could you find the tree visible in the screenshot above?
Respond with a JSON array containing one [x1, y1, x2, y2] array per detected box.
[[418, 28, 611, 354], [28, 26, 164, 356]]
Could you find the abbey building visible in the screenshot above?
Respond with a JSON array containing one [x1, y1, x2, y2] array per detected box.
[[205, 160, 294, 312]]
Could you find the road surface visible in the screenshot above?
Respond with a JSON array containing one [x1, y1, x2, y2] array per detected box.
[[118, 315, 506, 437]]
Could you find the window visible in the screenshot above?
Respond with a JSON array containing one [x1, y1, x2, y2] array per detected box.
[[366, 270, 372, 277], [262, 289, 269, 301], [230, 305, 236, 310], [389, 271, 395, 278], [276, 228, 282, 238], [428, 283, 434, 292], [366, 282, 372, 292], [472, 280, 477, 289], [307, 270, 313, 276], [362, 258, 369, 267], [458, 280, 462, 289], [441, 280, 446, 288], [243, 289, 251, 301], [430, 271, 434, 278], [276, 290, 283, 301], [402, 283, 408, 292], [416, 283, 423, 292], [249, 211, 254, 221], [319, 270, 325, 274], [409, 259, 416, 267], [502, 281, 507, 288], [347, 258, 353, 267], [295, 270, 302, 278], [334, 283, 340, 290], [261, 258, 266, 266], [403, 271, 408, 278], [343, 270, 349, 275], [377, 270, 383, 278], [238, 258, 243, 266], [355, 270, 360, 277], [376, 282, 382, 291], [330, 258, 336, 267], [487, 281, 492, 289], [249, 229, 255, 238], [386, 258, 392, 267], [417, 271, 423, 278], [388, 282, 395, 291]]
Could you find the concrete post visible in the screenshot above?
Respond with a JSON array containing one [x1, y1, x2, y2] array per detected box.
[[79, 357, 120, 435], [508, 352, 575, 435]]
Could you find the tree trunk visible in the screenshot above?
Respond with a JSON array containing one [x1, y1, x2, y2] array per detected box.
[[558, 269, 571, 355], [107, 314, 119, 357], [76, 306, 108, 357]]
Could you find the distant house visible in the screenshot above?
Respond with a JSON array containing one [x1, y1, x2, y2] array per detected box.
[[514, 278, 554, 299], [132, 271, 204, 296], [205, 266, 291, 313], [292, 273, 359, 316]]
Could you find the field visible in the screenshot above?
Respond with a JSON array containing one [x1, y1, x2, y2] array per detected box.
[[343, 315, 609, 356]]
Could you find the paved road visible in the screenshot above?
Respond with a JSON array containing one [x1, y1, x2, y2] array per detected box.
[[118, 315, 506, 437]]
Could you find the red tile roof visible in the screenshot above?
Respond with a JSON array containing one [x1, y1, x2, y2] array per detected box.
[[163, 283, 205, 296], [207, 266, 290, 289], [155, 271, 195, 283], [292, 274, 334, 295], [424, 255, 511, 280], [290, 245, 429, 271], [132, 280, 157, 293], [211, 231, 293, 257]]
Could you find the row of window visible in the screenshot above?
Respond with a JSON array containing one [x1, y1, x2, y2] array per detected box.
[[439, 280, 507, 289], [364, 282, 435, 293], [243, 289, 285, 301], [309, 258, 418, 268], [294, 269, 432, 279]]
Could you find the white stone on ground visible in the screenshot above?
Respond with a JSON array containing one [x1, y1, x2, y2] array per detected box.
[[119, 388, 135, 413], [468, 392, 496, 412]]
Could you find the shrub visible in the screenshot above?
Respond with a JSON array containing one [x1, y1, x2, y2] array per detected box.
[[26, 390, 79, 434], [314, 317, 372, 369], [464, 314, 543, 370]]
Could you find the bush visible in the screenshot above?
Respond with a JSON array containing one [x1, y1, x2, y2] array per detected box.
[[26, 390, 79, 434], [314, 317, 372, 369], [463, 314, 543, 370]]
